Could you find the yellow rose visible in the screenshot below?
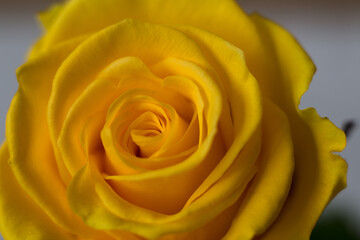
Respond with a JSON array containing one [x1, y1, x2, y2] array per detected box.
[[0, 0, 347, 239]]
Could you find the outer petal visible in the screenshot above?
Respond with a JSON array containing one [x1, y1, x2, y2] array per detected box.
[[260, 108, 347, 239], [0, 142, 74, 240], [39, 0, 258, 55], [28, 3, 66, 59], [33, 1, 316, 112], [5, 38, 101, 237], [250, 14, 316, 109], [37, 3, 64, 31], [224, 100, 294, 239], [251, 15, 347, 239]]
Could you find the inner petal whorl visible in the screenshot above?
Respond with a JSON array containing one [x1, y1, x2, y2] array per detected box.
[[129, 111, 165, 158], [106, 93, 191, 161]]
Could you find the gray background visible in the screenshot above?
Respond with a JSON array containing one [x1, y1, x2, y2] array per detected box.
[[1, 0, 359, 238]]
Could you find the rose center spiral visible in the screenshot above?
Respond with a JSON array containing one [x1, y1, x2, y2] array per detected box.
[[128, 111, 166, 158]]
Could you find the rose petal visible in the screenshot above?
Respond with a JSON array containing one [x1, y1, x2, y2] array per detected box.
[[68, 163, 145, 239], [174, 26, 262, 204], [5, 38, 100, 237], [250, 14, 316, 109], [224, 100, 294, 239], [159, 197, 242, 240], [48, 19, 213, 166], [57, 55, 210, 175], [68, 151, 255, 239], [260, 108, 347, 239], [250, 15, 347, 238], [0, 142, 75, 240], [27, 3, 65, 59], [38, 0, 256, 51]]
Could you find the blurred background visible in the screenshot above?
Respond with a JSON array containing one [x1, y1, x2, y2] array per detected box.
[[0, 0, 359, 239]]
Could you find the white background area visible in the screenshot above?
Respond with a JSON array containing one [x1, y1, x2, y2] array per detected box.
[[1, 0, 359, 238]]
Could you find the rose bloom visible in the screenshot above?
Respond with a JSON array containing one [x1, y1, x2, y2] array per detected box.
[[0, 0, 347, 239]]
